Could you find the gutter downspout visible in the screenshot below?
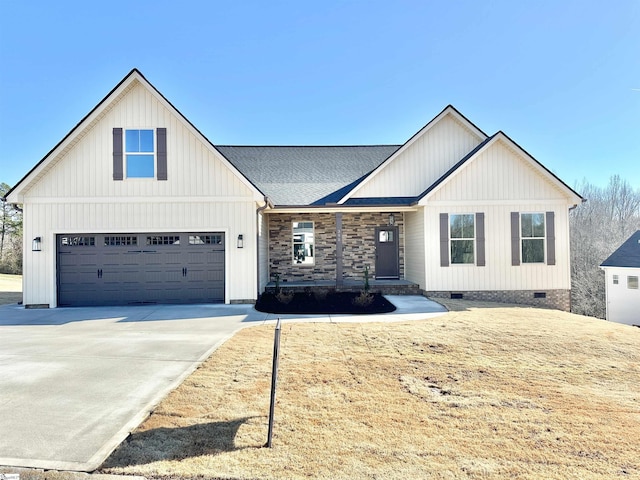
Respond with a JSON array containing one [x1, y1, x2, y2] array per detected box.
[[256, 196, 273, 299]]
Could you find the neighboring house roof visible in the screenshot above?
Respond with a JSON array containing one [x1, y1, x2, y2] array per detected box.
[[600, 230, 640, 268], [217, 145, 400, 206]]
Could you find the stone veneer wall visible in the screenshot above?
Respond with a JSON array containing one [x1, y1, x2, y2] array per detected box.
[[424, 289, 571, 312], [268, 212, 404, 282]]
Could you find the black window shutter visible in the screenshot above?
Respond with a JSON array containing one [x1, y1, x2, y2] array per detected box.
[[113, 128, 123, 181], [546, 211, 556, 265], [439, 213, 449, 267], [157, 128, 167, 180], [510, 212, 520, 266], [476, 212, 485, 266]]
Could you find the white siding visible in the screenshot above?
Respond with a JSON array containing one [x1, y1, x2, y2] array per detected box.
[[19, 80, 260, 306], [428, 140, 567, 203], [418, 137, 574, 292], [424, 203, 571, 291], [404, 209, 426, 289], [603, 267, 640, 326], [352, 115, 483, 198], [22, 200, 257, 307], [24, 82, 252, 200]]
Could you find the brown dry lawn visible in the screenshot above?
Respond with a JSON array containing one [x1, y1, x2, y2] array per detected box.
[[101, 300, 640, 479], [0, 273, 22, 305]]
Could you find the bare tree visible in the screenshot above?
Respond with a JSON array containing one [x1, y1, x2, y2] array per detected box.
[[0, 182, 23, 274], [570, 176, 640, 318]]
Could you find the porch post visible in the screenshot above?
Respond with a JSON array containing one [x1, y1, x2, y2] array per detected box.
[[336, 212, 343, 286]]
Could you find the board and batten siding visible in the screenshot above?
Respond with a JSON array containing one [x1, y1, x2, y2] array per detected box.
[[420, 137, 574, 292], [19, 80, 261, 306], [23, 82, 252, 200], [351, 114, 484, 199], [423, 203, 571, 291], [426, 140, 568, 203], [403, 209, 426, 289], [22, 201, 257, 307]]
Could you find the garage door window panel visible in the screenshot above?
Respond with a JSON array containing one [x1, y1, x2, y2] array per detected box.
[[189, 234, 223, 245], [104, 236, 138, 246], [147, 235, 180, 245]]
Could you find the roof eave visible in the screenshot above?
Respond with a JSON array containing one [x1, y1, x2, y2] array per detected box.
[[336, 105, 489, 204], [6, 69, 266, 204]]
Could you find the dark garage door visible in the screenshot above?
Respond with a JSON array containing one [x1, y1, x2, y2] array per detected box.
[[57, 233, 225, 306]]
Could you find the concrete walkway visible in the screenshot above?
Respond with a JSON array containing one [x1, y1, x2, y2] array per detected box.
[[0, 296, 446, 472]]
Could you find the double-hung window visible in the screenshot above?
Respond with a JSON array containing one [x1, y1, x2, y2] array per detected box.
[[450, 214, 475, 264], [521, 213, 545, 263], [293, 221, 314, 265], [126, 129, 155, 178]]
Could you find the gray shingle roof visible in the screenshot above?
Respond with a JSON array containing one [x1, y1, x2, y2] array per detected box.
[[217, 145, 400, 206], [600, 230, 640, 268]]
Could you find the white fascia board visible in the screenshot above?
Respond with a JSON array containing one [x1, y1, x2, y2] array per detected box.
[[493, 132, 584, 205], [6, 70, 265, 204], [418, 134, 499, 205], [132, 73, 266, 202], [6, 74, 141, 204], [336, 106, 487, 205], [418, 132, 583, 206]]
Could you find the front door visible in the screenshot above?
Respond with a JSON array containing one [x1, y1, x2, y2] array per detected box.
[[375, 226, 399, 279]]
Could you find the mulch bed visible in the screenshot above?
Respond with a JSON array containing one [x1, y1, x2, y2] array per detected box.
[[255, 291, 396, 314]]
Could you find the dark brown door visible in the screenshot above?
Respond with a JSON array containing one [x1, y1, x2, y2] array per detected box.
[[375, 227, 399, 279]]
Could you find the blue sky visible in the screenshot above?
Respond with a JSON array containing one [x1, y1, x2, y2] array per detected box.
[[1, 0, 638, 191]]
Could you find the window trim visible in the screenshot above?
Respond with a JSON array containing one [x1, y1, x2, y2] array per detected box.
[[449, 213, 476, 265], [125, 128, 156, 179], [292, 221, 315, 266], [520, 212, 546, 264]]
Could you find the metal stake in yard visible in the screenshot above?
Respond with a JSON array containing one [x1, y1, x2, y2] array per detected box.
[[266, 317, 281, 448]]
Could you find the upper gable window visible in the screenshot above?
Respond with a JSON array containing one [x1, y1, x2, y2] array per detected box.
[[521, 213, 545, 263], [125, 129, 155, 178]]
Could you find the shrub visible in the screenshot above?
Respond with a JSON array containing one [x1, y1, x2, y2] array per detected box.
[[352, 291, 374, 308], [276, 289, 295, 305], [313, 289, 328, 302]]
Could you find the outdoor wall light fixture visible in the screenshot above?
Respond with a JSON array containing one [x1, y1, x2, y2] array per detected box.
[[388, 213, 395, 226], [32, 237, 42, 252], [237, 234, 244, 248]]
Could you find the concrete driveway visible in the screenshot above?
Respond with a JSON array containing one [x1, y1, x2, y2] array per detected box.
[[0, 297, 446, 472]]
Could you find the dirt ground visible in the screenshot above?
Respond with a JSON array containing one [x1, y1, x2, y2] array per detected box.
[[0, 273, 22, 305], [101, 300, 640, 480]]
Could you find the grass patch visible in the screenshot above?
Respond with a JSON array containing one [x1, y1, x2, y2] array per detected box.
[[0, 273, 22, 305], [101, 300, 640, 479]]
